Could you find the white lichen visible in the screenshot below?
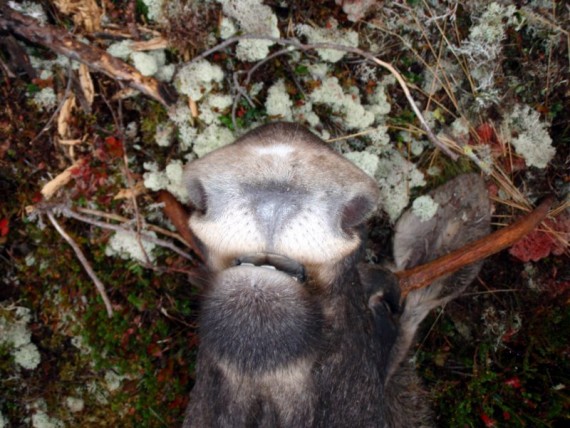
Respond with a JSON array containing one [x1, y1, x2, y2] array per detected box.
[[412, 195, 439, 222], [8, 1, 48, 24], [367, 85, 392, 121], [296, 19, 359, 63], [365, 126, 391, 153], [70, 335, 92, 355], [220, 16, 237, 39], [31, 411, 64, 428], [168, 102, 197, 151], [104, 370, 126, 392], [292, 101, 320, 128], [220, 0, 280, 61], [199, 94, 233, 125], [33, 88, 57, 110], [503, 104, 555, 168], [0, 306, 41, 370], [176, 60, 224, 101], [306, 62, 330, 79], [265, 79, 293, 120], [335, 0, 375, 22], [344, 151, 379, 178], [309, 77, 374, 130], [106, 40, 133, 60], [452, 2, 518, 107], [65, 397, 85, 413], [105, 229, 157, 263], [142, 0, 165, 22], [13, 342, 41, 370], [375, 151, 426, 222], [143, 160, 190, 203], [131, 51, 159, 76], [155, 63, 175, 82], [422, 59, 461, 96], [192, 124, 234, 157], [154, 123, 174, 147], [449, 117, 470, 138]]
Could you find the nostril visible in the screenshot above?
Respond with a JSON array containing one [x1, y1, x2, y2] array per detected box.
[[187, 178, 208, 213], [341, 195, 376, 232]]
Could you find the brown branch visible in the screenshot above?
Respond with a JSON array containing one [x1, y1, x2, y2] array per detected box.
[[396, 196, 555, 298], [47, 211, 114, 318], [157, 190, 205, 262], [185, 34, 458, 160], [0, 6, 176, 107]]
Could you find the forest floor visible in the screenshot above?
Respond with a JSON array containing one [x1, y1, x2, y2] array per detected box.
[[0, 1, 568, 427]]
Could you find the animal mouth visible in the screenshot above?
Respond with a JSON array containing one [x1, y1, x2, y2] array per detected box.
[[234, 252, 306, 283]]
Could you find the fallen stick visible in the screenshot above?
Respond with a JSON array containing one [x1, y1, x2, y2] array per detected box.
[[397, 196, 555, 297], [0, 6, 177, 107]]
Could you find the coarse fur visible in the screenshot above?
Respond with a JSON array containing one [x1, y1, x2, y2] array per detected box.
[[182, 122, 490, 427]]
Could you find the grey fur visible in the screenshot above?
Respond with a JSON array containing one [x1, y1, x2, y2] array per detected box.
[[182, 123, 490, 427]]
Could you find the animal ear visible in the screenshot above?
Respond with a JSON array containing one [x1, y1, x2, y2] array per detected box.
[[186, 177, 208, 212], [341, 193, 377, 230], [393, 174, 490, 272], [386, 174, 491, 381]]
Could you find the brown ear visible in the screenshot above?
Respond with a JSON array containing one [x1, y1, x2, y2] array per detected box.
[[393, 174, 491, 272], [396, 194, 554, 297]]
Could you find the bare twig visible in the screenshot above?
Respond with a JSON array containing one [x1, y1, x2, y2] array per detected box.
[[47, 211, 114, 318], [184, 34, 459, 160], [29, 62, 75, 147], [57, 205, 195, 262], [75, 206, 191, 248], [232, 47, 292, 128], [396, 196, 555, 298], [0, 6, 177, 107]]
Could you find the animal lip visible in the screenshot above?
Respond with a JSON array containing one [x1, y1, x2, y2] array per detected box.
[[234, 252, 306, 283]]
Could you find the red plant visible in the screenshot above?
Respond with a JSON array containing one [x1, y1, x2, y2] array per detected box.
[[472, 122, 526, 173], [509, 213, 570, 262], [0, 218, 8, 237], [480, 412, 497, 427]]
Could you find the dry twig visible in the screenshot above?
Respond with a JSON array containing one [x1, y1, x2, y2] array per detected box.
[[187, 34, 459, 160], [46, 211, 114, 318], [0, 6, 176, 107]]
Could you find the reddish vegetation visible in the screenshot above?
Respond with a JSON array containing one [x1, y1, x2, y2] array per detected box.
[[509, 213, 570, 262], [473, 123, 526, 173]]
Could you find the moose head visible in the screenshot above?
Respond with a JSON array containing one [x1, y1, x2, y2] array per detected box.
[[175, 122, 550, 427]]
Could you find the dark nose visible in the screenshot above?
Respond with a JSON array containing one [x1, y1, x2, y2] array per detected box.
[[248, 183, 303, 243]]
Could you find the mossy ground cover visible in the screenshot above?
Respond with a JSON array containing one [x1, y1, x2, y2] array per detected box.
[[1, 1, 568, 426]]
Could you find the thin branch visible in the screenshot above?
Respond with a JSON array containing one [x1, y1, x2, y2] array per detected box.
[[0, 6, 177, 107], [35, 203, 195, 262], [183, 34, 458, 160], [47, 211, 114, 318], [58, 205, 195, 262], [75, 207, 191, 248], [396, 196, 555, 298], [29, 62, 75, 146]]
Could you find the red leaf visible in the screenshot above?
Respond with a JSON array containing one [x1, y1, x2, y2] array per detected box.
[[32, 192, 43, 203], [509, 214, 570, 262], [0, 218, 8, 237], [167, 396, 188, 410], [480, 412, 497, 427], [504, 376, 522, 389], [105, 136, 124, 158], [477, 123, 496, 143]]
